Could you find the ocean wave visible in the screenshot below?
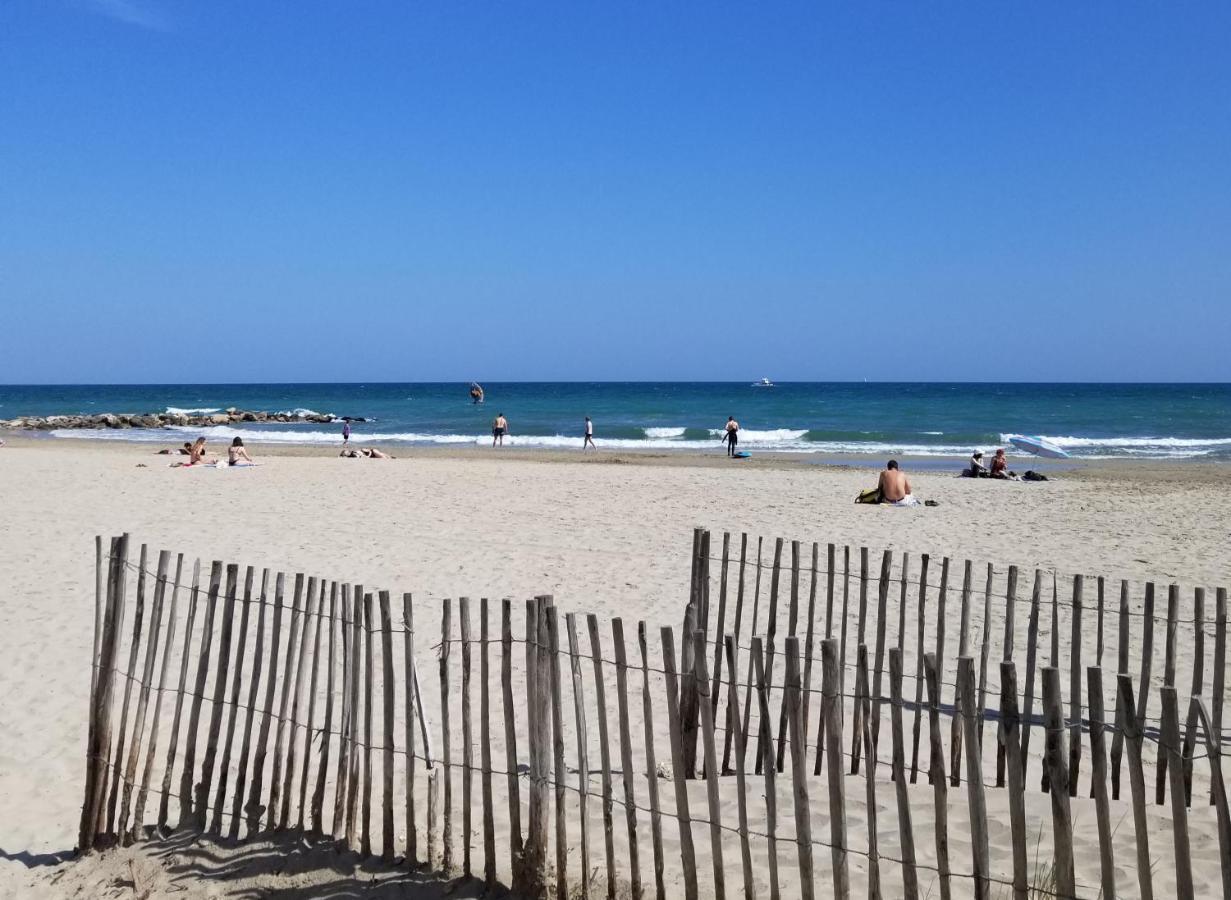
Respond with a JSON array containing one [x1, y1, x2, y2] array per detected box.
[[707, 428, 809, 442], [277, 408, 335, 420], [44, 424, 1227, 459], [1037, 434, 1231, 449], [165, 406, 221, 415]]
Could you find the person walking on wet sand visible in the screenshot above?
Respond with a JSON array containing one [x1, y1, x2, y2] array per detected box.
[[583, 416, 596, 450], [723, 416, 740, 457], [492, 413, 508, 447]]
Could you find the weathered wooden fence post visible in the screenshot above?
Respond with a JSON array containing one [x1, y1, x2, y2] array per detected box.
[[639, 622, 667, 900], [923, 652, 951, 900], [80, 534, 128, 851], [661, 627, 699, 900], [888, 649, 919, 900], [821, 637, 849, 900], [1042, 667, 1076, 899], [723, 635, 756, 900], [1086, 666, 1117, 900], [694, 630, 725, 900], [614, 619, 643, 900], [999, 661, 1028, 900], [1160, 685, 1194, 900]]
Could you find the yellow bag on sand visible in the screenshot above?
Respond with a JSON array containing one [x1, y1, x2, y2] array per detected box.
[[855, 487, 882, 505]]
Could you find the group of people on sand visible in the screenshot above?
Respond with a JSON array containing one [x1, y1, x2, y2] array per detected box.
[[163, 436, 255, 467], [340, 446, 392, 459], [966, 448, 1014, 479]]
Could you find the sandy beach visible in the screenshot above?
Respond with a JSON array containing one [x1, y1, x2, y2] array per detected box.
[[1, 437, 1228, 897]]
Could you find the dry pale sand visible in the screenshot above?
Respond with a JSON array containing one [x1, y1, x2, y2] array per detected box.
[[0, 438, 1228, 898]]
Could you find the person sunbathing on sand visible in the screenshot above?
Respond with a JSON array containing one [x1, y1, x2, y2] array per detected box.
[[990, 447, 1014, 479], [340, 447, 393, 459], [878, 459, 920, 506], [228, 437, 255, 465], [170, 437, 213, 467]]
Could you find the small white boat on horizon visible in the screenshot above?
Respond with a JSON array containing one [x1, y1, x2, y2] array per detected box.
[[752, 377, 775, 388]]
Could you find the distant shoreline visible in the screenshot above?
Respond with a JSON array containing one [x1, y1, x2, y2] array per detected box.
[[6, 431, 1224, 484], [4, 381, 1229, 461]]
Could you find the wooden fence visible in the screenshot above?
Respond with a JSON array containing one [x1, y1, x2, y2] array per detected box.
[[80, 531, 1231, 900], [681, 527, 1231, 899]]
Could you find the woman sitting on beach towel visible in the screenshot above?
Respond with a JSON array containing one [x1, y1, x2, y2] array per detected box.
[[228, 437, 255, 466], [171, 437, 212, 467]]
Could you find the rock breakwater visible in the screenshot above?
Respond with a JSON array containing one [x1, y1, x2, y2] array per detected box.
[[0, 409, 366, 430]]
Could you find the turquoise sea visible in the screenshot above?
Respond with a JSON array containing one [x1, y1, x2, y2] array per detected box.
[[2, 383, 1229, 461]]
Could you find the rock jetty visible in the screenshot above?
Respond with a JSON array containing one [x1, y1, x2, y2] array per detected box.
[[0, 409, 366, 431]]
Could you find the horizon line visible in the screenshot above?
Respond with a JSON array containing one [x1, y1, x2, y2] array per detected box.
[[3, 379, 1229, 388]]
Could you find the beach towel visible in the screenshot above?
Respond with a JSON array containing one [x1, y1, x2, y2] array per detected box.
[[855, 487, 882, 504], [888, 495, 920, 507]]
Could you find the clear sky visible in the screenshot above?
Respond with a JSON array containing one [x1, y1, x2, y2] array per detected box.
[[2, 1, 1228, 383]]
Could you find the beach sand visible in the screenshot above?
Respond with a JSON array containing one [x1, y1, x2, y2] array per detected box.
[[1, 437, 1227, 897]]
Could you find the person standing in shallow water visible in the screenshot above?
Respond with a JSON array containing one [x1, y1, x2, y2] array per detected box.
[[492, 413, 508, 447], [724, 416, 740, 457], [583, 416, 596, 450], [342, 420, 351, 446]]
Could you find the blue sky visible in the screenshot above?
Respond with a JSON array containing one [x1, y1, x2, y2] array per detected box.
[[2, 1, 1228, 382]]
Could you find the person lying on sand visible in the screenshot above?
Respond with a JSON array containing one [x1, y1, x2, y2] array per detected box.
[[157, 442, 194, 456], [228, 437, 255, 465], [340, 447, 394, 459]]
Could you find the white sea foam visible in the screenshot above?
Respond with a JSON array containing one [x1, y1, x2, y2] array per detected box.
[[44, 423, 1227, 460], [165, 407, 221, 415], [1041, 434, 1231, 449], [707, 428, 808, 442], [277, 408, 335, 419]]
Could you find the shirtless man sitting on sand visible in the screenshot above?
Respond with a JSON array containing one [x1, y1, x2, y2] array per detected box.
[[878, 459, 918, 506]]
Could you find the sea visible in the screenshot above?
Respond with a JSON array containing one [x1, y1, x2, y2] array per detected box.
[[2, 382, 1229, 462]]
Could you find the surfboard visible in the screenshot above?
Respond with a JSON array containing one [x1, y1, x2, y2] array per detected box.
[[734, 451, 752, 459]]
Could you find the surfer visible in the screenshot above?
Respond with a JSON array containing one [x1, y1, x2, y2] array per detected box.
[[470, 383, 485, 404], [724, 416, 740, 457], [583, 416, 596, 450]]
